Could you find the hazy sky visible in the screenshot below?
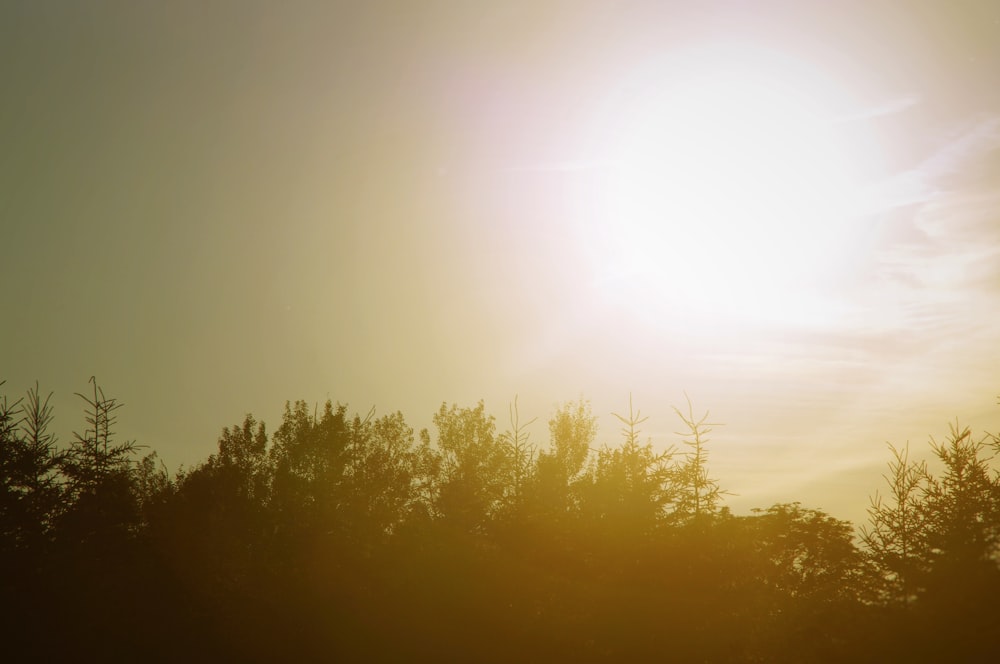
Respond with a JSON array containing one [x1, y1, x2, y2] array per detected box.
[[4, 1, 1000, 524]]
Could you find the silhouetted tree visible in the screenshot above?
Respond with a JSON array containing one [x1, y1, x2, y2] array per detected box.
[[749, 503, 865, 662], [753, 502, 863, 602], [0, 382, 63, 554], [497, 395, 536, 508], [546, 397, 595, 480], [9, 375, 1000, 661], [918, 420, 1000, 637], [860, 421, 1000, 662], [0, 383, 20, 547], [425, 401, 510, 533], [167, 413, 271, 601], [671, 395, 727, 522], [580, 396, 675, 539], [269, 400, 350, 538], [58, 377, 139, 545], [860, 442, 929, 605], [526, 398, 596, 526], [923, 422, 1000, 570], [133, 451, 174, 531], [215, 413, 270, 498], [344, 409, 419, 542]]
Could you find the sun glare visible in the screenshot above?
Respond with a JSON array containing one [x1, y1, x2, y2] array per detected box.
[[580, 44, 879, 327]]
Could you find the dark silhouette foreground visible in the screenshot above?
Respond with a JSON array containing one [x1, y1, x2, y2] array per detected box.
[[2, 379, 999, 662]]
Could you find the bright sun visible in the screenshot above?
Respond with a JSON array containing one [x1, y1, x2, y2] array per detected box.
[[580, 44, 880, 327]]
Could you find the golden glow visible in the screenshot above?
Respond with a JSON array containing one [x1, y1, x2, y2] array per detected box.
[[583, 44, 880, 325]]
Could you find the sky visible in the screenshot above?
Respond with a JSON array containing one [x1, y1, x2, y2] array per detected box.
[[3, 1, 1000, 525]]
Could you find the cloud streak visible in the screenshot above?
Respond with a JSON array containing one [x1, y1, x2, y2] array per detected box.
[[834, 95, 920, 124], [915, 115, 1000, 183]]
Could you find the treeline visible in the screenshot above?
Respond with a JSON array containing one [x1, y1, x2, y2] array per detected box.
[[2, 379, 999, 662]]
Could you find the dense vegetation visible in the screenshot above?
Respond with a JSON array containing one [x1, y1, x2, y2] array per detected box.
[[2, 378, 999, 662]]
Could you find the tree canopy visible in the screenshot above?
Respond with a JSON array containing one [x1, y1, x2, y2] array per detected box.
[[2, 378, 998, 662]]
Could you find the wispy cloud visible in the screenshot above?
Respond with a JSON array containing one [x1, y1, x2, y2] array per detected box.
[[834, 95, 920, 124], [851, 114, 1000, 371], [734, 112, 1000, 436], [914, 115, 1000, 182], [862, 114, 1000, 213], [887, 118, 1000, 264]]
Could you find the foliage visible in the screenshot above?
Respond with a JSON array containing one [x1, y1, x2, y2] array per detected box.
[[752, 502, 863, 602], [922, 421, 1000, 566], [425, 400, 511, 532], [345, 409, 419, 539], [546, 397, 595, 481], [859, 442, 929, 604], [58, 377, 139, 544], [269, 400, 348, 534], [525, 398, 596, 526], [918, 421, 1000, 620], [498, 395, 537, 506], [672, 394, 728, 521], [0, 382, 63, 552], [579, 395, 675, 537], [2, 377, 1000, 661]]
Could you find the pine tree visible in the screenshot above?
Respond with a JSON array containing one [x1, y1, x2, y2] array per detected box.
[[58, 377, 139, 544], [581, 395, 674, 536], [671, 395, 727, 521], [859, 442, 928, 605]]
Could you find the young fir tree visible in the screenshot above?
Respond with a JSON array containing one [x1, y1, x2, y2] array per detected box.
[[671, 395, 727, 521], [498, 395, 537, 506], [59, 377, 139, 544], [859, 442, 929, 605], [582, 395, 675, 535]]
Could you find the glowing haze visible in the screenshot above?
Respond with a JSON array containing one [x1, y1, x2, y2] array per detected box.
[[3, 1, 1000, 525]]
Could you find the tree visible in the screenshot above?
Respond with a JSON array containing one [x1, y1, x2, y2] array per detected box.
[[497, 396, 536, 507], [747, 503, 865, 662], [527, 398, 597, 524], [269, 400, 350, 536], [918, 421, 1000, 609], [344, 409, 419, 541], [752, 502, 863, 602], [58, 377, 139, 545], [165, 413, 272, 603], [671, 395, 727, 522], [202, 412, 271, 524], [0, 382, 27, 554], [426, 401, 509, 533], [859, 442, 929, 605], [0, 382, 64, 553], [860, 421, 1000, 662], [546, 397, 595, 481], [133, 451, 174, 531], [579, 395, 675, 537]]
